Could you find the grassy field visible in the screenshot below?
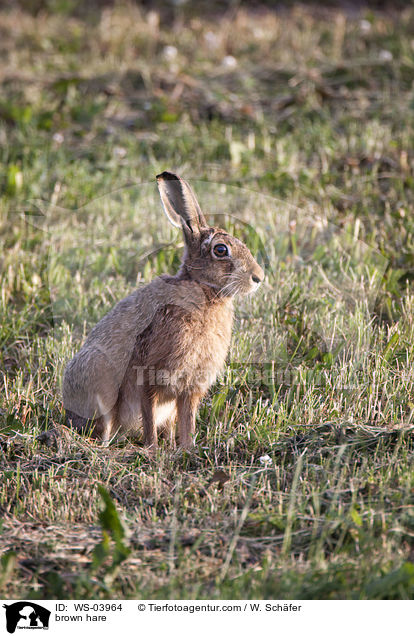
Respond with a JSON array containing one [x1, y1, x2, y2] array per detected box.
[[1, 1, 414, 599]]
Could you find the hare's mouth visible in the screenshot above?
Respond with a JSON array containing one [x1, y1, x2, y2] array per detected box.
[[219, 272, 260, 297], [248, 279, 262, 294]]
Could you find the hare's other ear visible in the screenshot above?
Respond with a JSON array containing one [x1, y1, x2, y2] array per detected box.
[[156, 171, 208, 238]]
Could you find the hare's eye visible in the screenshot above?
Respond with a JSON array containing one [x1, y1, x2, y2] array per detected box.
[[213, 244, 229, 257]]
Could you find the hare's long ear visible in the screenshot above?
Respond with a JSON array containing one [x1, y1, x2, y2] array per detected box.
[[156, 172, 208, 239]]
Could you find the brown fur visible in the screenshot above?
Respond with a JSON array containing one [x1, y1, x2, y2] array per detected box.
[[63, 172, 264, 449]]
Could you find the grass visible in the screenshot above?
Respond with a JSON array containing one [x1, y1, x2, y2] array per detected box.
[[1, 1, 414, 599]]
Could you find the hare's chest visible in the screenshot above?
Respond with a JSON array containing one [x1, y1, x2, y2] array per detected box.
[[166, 302, 234, 393], [132, 299, 234, 395]]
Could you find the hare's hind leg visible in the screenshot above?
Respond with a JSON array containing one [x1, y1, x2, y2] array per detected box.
[[92, 412, 115, 445], [65, 409, 113, 444]]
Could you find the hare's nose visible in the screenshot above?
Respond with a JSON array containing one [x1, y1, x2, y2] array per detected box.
[[251, 264, 264, 284]]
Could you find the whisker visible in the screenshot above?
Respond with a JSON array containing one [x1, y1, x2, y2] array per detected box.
[[215, 278, 242, 298]]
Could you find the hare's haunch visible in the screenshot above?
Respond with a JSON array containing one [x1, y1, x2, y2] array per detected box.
[[63, 172, 264, 449]]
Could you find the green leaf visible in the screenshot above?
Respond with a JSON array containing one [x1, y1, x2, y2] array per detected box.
[[0, 551, 17, 587], [97, 485, 125, 543], [322, 352, 333, 368], [95, 485, 131, 571], [211, 386, 228, 419], [350, 507, 363, 527], [92, 530, 111, 569], [6, 165, 23, 195], [365, 562, 414, 599], [306, 346, 319, 361], [383, 331, 399, 361]]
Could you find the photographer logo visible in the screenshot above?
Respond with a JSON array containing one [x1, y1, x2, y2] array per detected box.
[[3, 602, 50, 633]]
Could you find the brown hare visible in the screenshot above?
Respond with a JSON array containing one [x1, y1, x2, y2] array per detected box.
[[62, 172, 264, 449]]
